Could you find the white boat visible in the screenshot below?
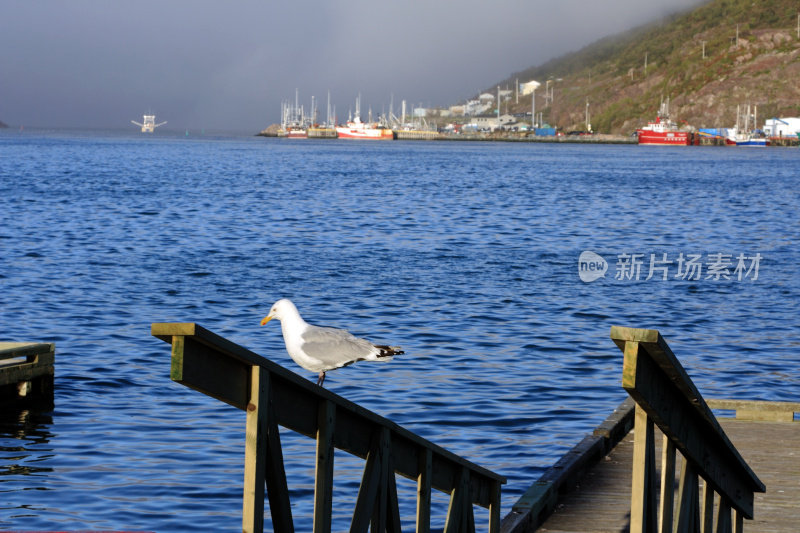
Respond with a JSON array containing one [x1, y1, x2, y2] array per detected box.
[[336, 96, 393, 140], [725, 104, 769, 146], [131, 114, 166, 133]]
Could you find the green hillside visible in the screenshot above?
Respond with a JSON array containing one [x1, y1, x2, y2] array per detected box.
[[489, 0, 800, 133]]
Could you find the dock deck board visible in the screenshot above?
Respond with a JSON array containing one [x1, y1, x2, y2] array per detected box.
[[537, 417, 800, 532]]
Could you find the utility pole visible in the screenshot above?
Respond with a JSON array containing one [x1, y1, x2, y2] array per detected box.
[[701, 40, 706, 59], [644, 53, 648, 76], [585, 98, 591, 132], [736, 24, 740, 48], [531, 88, 536, 129], [515, 78, 519, 104], [496, 85, 500, 118]]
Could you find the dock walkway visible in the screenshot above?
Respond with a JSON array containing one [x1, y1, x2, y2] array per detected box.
[[502, 326, 799, 533], [535, 404, 799, 532]]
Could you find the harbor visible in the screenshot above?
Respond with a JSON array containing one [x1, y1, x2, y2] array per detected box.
[[2, 133, 798, 530], [259, 91, 799, 146]]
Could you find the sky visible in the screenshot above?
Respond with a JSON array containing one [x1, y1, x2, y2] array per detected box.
[[1, 0, 706, 133]]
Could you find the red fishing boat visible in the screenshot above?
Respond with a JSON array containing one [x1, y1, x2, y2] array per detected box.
[[637, 98, 690, 146]]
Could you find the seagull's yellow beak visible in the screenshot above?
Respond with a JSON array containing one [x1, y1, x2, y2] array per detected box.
[[260, 315, 274, 326]]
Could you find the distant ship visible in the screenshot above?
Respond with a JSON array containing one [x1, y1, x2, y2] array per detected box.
[[725, 104, 768, 147], [336, 96, 393, 140], [131, 114, 167, 133], [636, 98, 690, 146]]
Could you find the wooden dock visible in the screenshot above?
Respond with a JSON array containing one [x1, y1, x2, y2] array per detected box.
[[152, 323, 505, 533], [502, 327, 799, 533], [510, 401, 799, 532], [0, 341, 54, 407]]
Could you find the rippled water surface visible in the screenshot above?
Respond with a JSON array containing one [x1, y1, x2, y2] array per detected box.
[[1, 129, 798, 531]]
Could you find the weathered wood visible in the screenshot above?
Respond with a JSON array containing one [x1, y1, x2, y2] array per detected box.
[[263, 373, 293, 533], [536, 411, 800, 532], [445, 467, 474, 533], [707, 399, 800, 423], [501, 398, 635, 533], [613, 326, 764, 518], [242, 366, 267, 533], [675, 458, 700, 533], [659, 434, 675, 533], [702, 479, 714, 533], [314, 400, 335, 533], [417, 448, 432, 533], [152, 323, 505, 531], [0, 342, 55, 407], [715, 498, 732, 533], [0, 342, 55, 386], [630, 401, 657, 533]]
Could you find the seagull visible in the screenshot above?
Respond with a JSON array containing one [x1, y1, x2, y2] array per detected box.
[[260, 299, 403, 386]]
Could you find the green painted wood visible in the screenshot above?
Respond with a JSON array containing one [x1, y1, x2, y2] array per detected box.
[[659, 434, 675, 533], [613, 326, 764, 519], [152, 322, 505, 532], [675, 459, 700, 533], [417, 448, 432, 533], [264, 372, 294, 533], [242, 366, 267, 533], [0, 342, 54, 387], [630, 402, 657, 533], [314, 400, 335, 533]]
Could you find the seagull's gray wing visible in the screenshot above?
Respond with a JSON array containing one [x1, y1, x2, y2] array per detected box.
[[300, 325, 377, 369]]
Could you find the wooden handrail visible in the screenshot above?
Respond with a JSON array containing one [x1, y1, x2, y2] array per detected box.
[[152, 323, 506, 533], [611, 326, 765, 533]]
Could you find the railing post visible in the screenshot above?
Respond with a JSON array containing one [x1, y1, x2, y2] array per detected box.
[[629, 368, 657, 531], [417, 448, 432, 533], [243, 365, 268, 533], [701, 479, 714, 533], [675, 458, 700, 532], [314, 399, 335, 533], [489, 479, 502, 533], [659, 434, 675, 533]]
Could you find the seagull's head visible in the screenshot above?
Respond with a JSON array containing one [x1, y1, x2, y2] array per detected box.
[[260, 298, 296, 326]]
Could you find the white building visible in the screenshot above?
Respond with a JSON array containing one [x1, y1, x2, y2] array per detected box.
[[473, 114, 516, 131], [763, 117, 800, 137]]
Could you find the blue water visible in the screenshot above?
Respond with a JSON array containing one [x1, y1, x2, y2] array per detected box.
[[1, 129, 798, 531]]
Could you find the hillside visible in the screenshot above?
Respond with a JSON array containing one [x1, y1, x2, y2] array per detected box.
[[486, 0, 800, 133]]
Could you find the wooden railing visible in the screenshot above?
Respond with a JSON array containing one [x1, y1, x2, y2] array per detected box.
[[151, 323, 506, 533], [611, 326, 765, 533], [0, 342, 55, 406]]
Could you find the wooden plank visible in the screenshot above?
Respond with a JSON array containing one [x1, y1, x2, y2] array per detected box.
[[675, 459, 700, 532], [707, 399, 800, 423], [242, 366, 267, 533], [171, 335, 250, 410], [417, 448, 432, 533], [701, 479, 714, 533], [488, 480, 502, 533], [314, 400, 335, 533], [0, 342, 54, 387], [352, 429, 386, 533], [630, 402, 657, 533], [659, 434, 675, 533], [501, 399, 635, 533], [0, 342, 54, 361], [616, 329, 764, 517], [535, 413, 800, 532], [152, 323, 506, 507], [714, 498, 732, 533], [263, 375, 294, 533]]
